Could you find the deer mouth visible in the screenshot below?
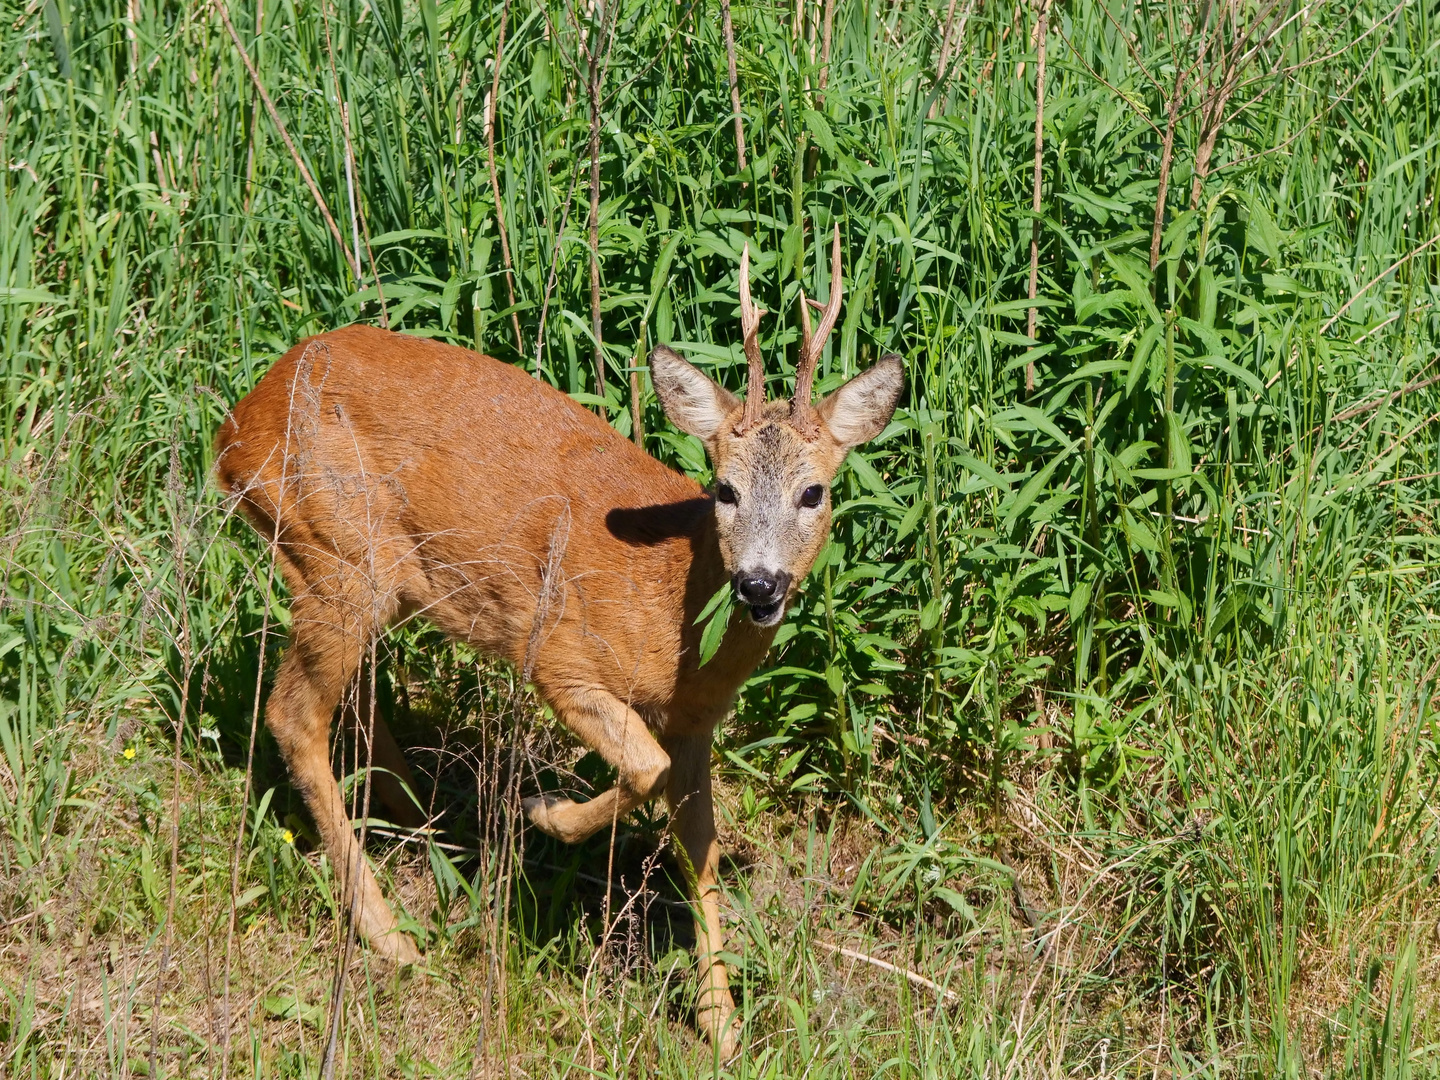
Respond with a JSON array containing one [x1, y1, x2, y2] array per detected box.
[[747, 600, 783, 626]]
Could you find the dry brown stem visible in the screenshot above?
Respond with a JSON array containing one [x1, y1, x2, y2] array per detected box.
[[213, 0, 362, 285], [721, 0, 747, 176], [582, 0, 620, 403], [485, 0, 525, 355], [1025, 0, 1049, 393], [819, 0, 836, 95]]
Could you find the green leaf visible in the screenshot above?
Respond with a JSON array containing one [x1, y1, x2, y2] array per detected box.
[[846, 451, 894, 499], [1194, 265, 1217, 327], [1105, 253, 1161, 325], [919, 597, 942, 630], [1001, 438, 1080, 529], [1068, 577, 1093, 623], [953, 452, 1011, 490], [645, 231, 685, 323], [264, 995, 323, 1028], [694, 582, 736, 667], [1245, 195, 1284, 263], [0, 628, 23, 661], [1166, 413, 1192, 475], [1126, 322, 1162, 396], [0, 288, 66, 306], [996, 404, 1069, 446], [1059, 359, 1129, 385], [1181, 355, 1266, 396], [896, 499, 926, 541], [1122, 510, 1159, 552], [986, 297, 1064, 317], [933, 886, 978, 926], [803, 109, 837, 156], [530, 46, 552, 100]]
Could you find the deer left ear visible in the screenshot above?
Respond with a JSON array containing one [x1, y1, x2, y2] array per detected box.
[[816, 354, 904, 449]]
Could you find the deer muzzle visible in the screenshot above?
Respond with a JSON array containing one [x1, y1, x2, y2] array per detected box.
[[732, 570, 792, 625]]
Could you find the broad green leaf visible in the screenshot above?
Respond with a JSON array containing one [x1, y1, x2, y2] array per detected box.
[[695, 583, 735, 667]]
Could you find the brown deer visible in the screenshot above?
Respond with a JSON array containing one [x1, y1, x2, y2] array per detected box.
[[215, 226, 902, 1056]]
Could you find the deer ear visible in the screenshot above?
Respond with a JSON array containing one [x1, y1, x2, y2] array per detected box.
[[650, 345, 740, 445], [816, 355, 905, 449]]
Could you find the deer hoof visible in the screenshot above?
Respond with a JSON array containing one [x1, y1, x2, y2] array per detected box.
[[521, 794, 571, 839], [699, 1005, 741, 1061], [372, 926, 422, 966]]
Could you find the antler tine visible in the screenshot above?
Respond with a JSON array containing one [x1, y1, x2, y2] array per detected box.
[[791, 224, 843, 432], [736, 242, 768, 433]]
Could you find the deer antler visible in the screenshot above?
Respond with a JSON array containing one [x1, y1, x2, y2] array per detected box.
[[792, 224, 843, 437], [735, 242, 768, 434]]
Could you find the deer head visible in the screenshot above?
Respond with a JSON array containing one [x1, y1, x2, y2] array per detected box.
[[651, 225, 905, 626]]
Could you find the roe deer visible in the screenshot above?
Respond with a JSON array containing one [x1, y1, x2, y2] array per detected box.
[[215, 226, 903, 1055]]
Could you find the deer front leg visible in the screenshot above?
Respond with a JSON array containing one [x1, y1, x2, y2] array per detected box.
[[664, 733, 739, 1059], [521, 687, 670, 844]]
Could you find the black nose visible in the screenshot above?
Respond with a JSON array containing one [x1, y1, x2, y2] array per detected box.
[[733, 571, 789, 605]]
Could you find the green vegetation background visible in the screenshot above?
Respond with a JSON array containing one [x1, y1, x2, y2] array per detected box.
[[3, 0, 1439, 1074]]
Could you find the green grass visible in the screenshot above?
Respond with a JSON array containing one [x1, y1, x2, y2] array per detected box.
[[3, 0, 1440, 1074]]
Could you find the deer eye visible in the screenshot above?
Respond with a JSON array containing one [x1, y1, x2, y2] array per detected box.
[[800, 484, 825, 508], [715, 481, 738, 505]]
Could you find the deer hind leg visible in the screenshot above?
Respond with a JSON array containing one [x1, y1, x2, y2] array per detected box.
[[521, 687, 670, 845], [664, 733, 739, 1058], [341, 673, 426, 830], [267, 585, 420, 964]]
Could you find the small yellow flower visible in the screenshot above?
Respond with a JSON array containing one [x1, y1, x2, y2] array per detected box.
[[123, 747, 136, 760], [282, 829, 295, 845]]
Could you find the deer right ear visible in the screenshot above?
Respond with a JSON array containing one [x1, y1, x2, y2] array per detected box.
[[650, 346, 740, 445]]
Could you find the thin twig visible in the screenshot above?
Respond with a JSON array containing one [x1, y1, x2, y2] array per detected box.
[[588, 39, 604, 401], [323, 7, 363, 288], [213, 0, 362, 284], [149, 447, 194, 1079], [1332, 373, 1440, 424], [721, 0, 747, 176], [1096, 0, 1166, 96], [818, 0, 836, 97], [630, 322, 646, 446], [1319, 231, 1440, 337], [1150, 69, 1186, 272], [1024, 0, 1050, 393], [930, 0, 960, 118], [240, 0, 265, 213], [219, 554, 275, 1080], [1188, 0, 1291, 210], [320, 668, 377, 1080], [584, 0, 621, 404], [322, 0, 387, 327], [1377, 470, 1440, 487], [935, 0, 959, 82], [486, 0, 524, 355], [601, 0, 700, 106], [813, 940, 960, 1004], [1053, 20, 1159, 134], [1213, 26, 1388, 178], [534, 155, 584, 368]]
